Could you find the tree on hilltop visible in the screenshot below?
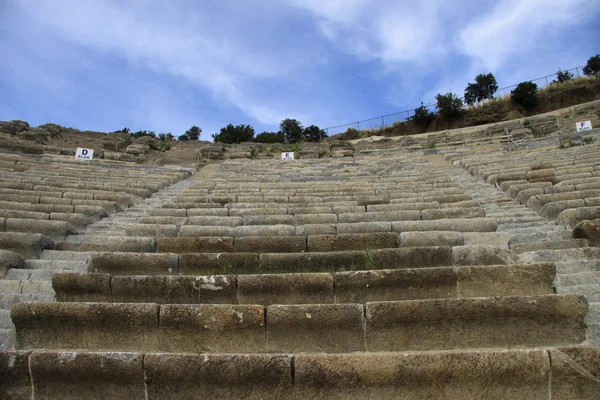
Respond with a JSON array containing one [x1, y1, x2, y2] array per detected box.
[[212, 124, 255, 143], [511, 81, 538, 110], [303, 125, 327, 142], [436, 92, 464, 118], [553, 68, 574, 83], [280, 118, 304, 143], [583, 54, 600, 78], [464, 73, 498, 105], [254, 131, 284, 143]]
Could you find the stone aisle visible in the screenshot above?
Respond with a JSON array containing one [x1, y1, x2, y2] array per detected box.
[[428, 154, 600, 345]]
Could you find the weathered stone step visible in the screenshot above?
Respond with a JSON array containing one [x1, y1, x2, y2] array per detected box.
[[554, 259, 600, 275], [556, 285, 600, 302], [40, 250, 93, 262], [0, 328, 15, 350], [11, 294, 586, 353], [24, 260, 89, 272], [510, 239, 589, 253], [5, 268, 54, 281], [2, 347, 599, 399], [555, 271, 600, 287], [51, 263, 555, 305], [519, 248, 600, 263], [57, 236, 156, 252], [508, 230, 573, 245]]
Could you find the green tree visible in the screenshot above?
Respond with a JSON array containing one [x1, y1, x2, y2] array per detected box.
[[583, 54, 600, 78], [511, 81, 538, 110], [254, 131, 284, 143], [435, 92, 464, 118], [409, 102, 435, 126], [280, 118, 304, 143], [184, 125, 202, 141], [464, 73, 498, 105], [303, 125, 327, 142], [212, 124, 255, 144], [178, 134, 189, 141], [553, 68, 574, 83]]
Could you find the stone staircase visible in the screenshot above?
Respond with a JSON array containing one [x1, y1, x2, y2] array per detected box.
[[1, 151, 599, 398]]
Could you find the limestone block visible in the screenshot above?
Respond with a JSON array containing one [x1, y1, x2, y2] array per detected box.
[[0, 232, 55, 258], [56, 236, 156, 253], [0, 249, 24, 278], [237, 273, 334, 305], [188, 216, 241, 227], [259, 251, 365, 273], [393, 218, 497, 233], [307, 232, 398, 252], [233, 225, 296, 237], [451, 245, 519, 266], [180, 253, 259, 275], [266, 304, 365, 353], [125, 224, 178, 238], [159, 304, 265, 352], [234, 236, 306, 253], [242, 215, 294, 226], [337, 222, 391, 234], [139, 216, 188, 225], [0, 351, 32, 399], [400, 231, 464, 247], [369, 247, 453, 269], [89, 252, 178, 275], [52, 272, 112, 302], [5, 218, 76, 241], [12, 302, 160, 351], [573, 219, 600, 246], [557, 206, 600, 229], [156, 237, 233, 253]]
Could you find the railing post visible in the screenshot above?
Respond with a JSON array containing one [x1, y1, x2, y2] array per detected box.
[[505, 128, 511, 153]]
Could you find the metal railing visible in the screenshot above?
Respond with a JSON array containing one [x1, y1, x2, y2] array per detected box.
[[324, 65, 588, 137]]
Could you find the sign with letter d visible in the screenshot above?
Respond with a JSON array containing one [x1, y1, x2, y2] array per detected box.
[[75, 148, 94, 160]]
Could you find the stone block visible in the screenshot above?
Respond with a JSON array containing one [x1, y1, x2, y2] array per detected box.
[[393, 218, 497, 233], [259, 251, 365, 273], [456, 263, 555, 297], [89, 252, 178, 275], [337, 222, 391, 234], [188, 216, 242, 227], [550, 346, 600, 399], [365, 294, 587, 351], [237, 273, 334, 305], [5, 218, 76, 241], [139, 216, 188, 225], [0, 232, 55, 258], [125, 224, 178, 237], [421, 207, 485, 220], [0, 249, 24, 278], [307, 232, 398, 252], [0, 351, 32, 399], [233, 225, 296, 237], [144, 353, 292, 400], [338, 210, 420, 223], [234, 236, 306, 253], [369, 247, 453, 269], [294, 213, 338, 225], [295, 224, 337, 236], [179, 225, 234, 237], [12, 302, 160, 351], [30, 351, 145, 400], [57, 235, 156, 253], [452, 245, 519, 266], [52, 272, 112, 302], [159, 304, 265, 352], [180, 253, 259, 275], [266, 304, 365, 353], [242, 215, 294, 225], [156, 237, 233, 253], [186, 208, 229, 216], [293, 350, 550, 399], [400, 231, 464, 247], [557, 206, 600, 229], [335, 267, 457, 303]]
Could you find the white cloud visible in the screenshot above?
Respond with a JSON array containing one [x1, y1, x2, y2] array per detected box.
[[457, 0, 594, 71]]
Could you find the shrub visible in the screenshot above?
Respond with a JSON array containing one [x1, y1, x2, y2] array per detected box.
[[184, 125, 202, 141], [254, 131, 284, 143], [303, 125, 327, 142], [553, 68, 574, 83], [212, 124, 255, 143], [464, 73, 498, 105], [409, 102, 435, 126], [343, 127, 361, 140], [280, 118, 304, 143], [583, 54, 600, 78], [435, 92, 464, 118], [511, 81, 538, 110]]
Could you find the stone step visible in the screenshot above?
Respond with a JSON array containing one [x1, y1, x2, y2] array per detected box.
[[40, 250, 93, 262], [508, 230, 574, 245], [519, 248, 600, 264], [57, 236, 156, 253], [0, 328, 15, 350], [510, 239, 589, 253], [11, 294, 586, 353], [555, 271, 600, 287], [556, 285, 600, 302], [2, 347, 599, 399], [0, 310, 13, 329], [51, 263, 555, 305], [24, 260, 89, 272], [554, 259, 600, 275]]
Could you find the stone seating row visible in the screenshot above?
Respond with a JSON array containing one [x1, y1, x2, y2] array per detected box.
[[4, 346, 598, 399], [51, 262, 555, 304]]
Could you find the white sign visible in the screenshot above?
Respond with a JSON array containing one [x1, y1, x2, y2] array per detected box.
[[75, 148, 94, 160], [576, 120, 592, 132], [281, 152, 295, 160]]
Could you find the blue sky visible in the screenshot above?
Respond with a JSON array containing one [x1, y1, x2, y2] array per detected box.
[[0, 0, 598, 138]]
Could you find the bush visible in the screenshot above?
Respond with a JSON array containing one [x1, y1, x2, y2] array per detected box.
[[583, 54, 600, 78], [435, 92, 464, 118], [409, 102, 435, 125], [254, 131, 284, 143], [464, 73, 498, 105], [553, 68, 574, 83], [280, 118, 304, 143], [511, 81, 538, 110], [303, 125, 327, 142], [184, 125, 202, 141], [212, 124, 255, 143], [342, 127, 361, 140]]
